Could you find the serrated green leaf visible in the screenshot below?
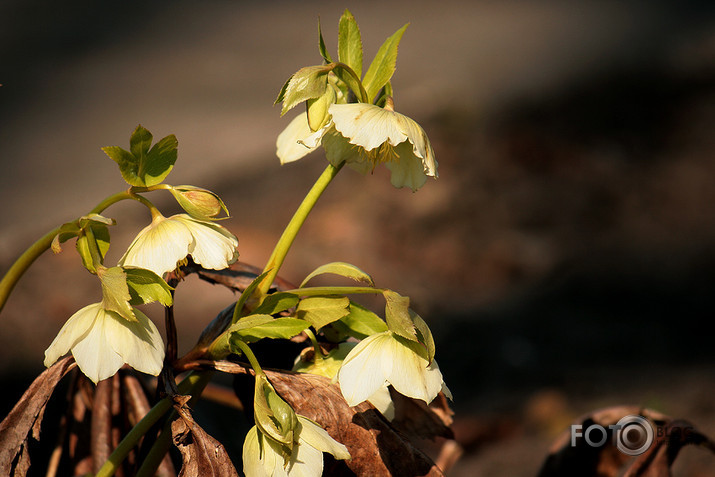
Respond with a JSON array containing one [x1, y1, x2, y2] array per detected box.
[[124, 267, 173, 307], [253, 292, 299, 316], [383, 289, 417, 341], [318, 17, 332, 63], [280, 65, 333, 115], [51, 221, 81, 254], [296, 296, 350, 329], [142, 134, 178, 186], [338, 9, 362, 79], [306, 85, 335, 132], [102, 146, 144, 186], [332, 301, 388, 340], [102, 125, 177, 187], [362, 23, 408, 102], [410, 309, 435, 363], [231, 316, 309, 343], [129, 125, 153, 163], [99, 266, 136, 321], [300, 261, 375, 288]]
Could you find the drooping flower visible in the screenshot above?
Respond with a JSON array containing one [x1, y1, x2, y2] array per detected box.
[[337, 331, 450, 408], [275, 99, 437, 191], [44, 303, 164, 383], [119, 213, 238, 276], [242, 415, 350, 477]]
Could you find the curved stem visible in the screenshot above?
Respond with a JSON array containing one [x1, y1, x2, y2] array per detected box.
[[257, 162, 343, 299], [0, 190, 132, 314], [233, 340, 264, 376], [304, 328, 324, 360]]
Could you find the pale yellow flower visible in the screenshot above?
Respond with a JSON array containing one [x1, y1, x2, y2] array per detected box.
[[337, 331, 450, 408], [242, 415, 350, 477], [44, 303, 164, 383], [119, 213, 238, 276]]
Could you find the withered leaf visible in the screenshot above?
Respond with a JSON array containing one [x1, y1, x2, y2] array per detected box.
[[199, 360, 446, 476], [170, 396, 240, 477], [0, 356, 76, 477], [537, 405, 715, 477]]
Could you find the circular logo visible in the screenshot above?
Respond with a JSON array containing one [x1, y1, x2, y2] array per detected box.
[[615, 415, 654, 456]]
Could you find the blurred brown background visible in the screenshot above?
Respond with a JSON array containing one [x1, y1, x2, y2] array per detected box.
[[1, 0, 714, 475]]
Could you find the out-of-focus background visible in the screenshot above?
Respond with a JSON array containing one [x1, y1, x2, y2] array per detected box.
[[1, 0, 715, 475]]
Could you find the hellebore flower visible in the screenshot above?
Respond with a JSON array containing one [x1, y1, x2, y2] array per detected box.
[[44, 303, 164, 383], [242, 415, 350, 477], [337, 331, 450, 409], [276, 99, 437, 191], [119, 213, 238, 276]]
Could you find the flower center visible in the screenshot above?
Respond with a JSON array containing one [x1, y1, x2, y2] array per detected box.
[[363, 141, 400, 168]]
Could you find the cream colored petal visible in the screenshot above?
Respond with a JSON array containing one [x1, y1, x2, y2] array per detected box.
[[322, 131, 372, 173], [385, 141, 429, 191], [261, 432, 289, 477], [394, 113, 438, 178], [286, 438, 324, 477], [173, 215, 238, 270], [71, 308, 125, 383], [329, 104, 408, 151], [337, 332, 393, 406], [296, 416, 350, 460], [367, 385, 395, 421], [242, 426, 267, 477], [386, 337, 445, 404], [119, 215, 194, 276], [276, 114, 321, 165], [44, 302, 102, 368], [104, 308, 164, 377]]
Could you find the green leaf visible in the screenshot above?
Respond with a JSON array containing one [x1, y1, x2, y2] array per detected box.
[[338, 9, 363, 79], [101, 125, 178, 187], [362, 23, 408, 102], [230, 315, 309, 343], [232, 270, 271, 321], [124, 267, 173, 307], [300, 261, 375, 288], [98, 266, 136, 321], [318, 17, 332, 63], [280, 65, 333, 115], [51, 221, 81, 254], [296, 296, 350, 329], [332, 301, 388, 340], [253, 292, 299, 316], [410, 309, 435, 363], [383, 289, 416, 341], [75, 223, 111, 274]]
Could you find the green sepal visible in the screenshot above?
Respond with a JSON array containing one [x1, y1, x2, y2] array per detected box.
[[383, 290, 417, 341], [278, 65, 334, 116], [98, 266, 136, 321], [253, 373, 298, 450], [300, 261, 375, 288], [75, 221, 112, 274], [332, 63, 366, 103], [362, 23, 408, 102], [169, 185, 229, 220], [331, 301, 388, 340], [51, 221, 81, 254], [296, 296, 351, 330], [306, 85, 335, 132], [338, 9, 363, 79], [410, 310, 435, 363], [102, 125, 178, 187], [318, 17, 332, 63], [229, 315, 309, 344], [124, 267, 173, 307], [253, 292, 299, 316]]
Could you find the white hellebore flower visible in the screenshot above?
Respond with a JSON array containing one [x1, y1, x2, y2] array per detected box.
[[242, 415, 350, 477], [275, 99, 437, 192], [119, 213, 238, 276], [337, 331, 450, 411], [44, 303, 164, 384]]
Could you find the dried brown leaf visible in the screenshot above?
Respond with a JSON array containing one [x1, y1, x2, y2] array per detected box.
[[170, 396, 240, 477], [0, 356, 76, 477]]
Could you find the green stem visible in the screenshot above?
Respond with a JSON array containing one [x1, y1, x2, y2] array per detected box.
[[257, 162, 343, 299], [0, 190, 132, 314], [285, 286, 385, 297], [304, 328, 324, 360], [95, 371, 211, 477], [233, 340, 264, 376]]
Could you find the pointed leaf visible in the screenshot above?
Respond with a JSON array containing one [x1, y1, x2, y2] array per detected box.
[[124, 267, 174, 307], [318, 17, 332, 63], [332, 301, 388, 339], [362, 23, 409, 102], [280, 65, 333, 115], [230, 315, 309, 343], [75, 223, 111, 274], [300, 261, 375, 288], [296, 296, 350, 329], [338, 9, 363, 79], [102, 125, 177, 186], [383, 290, 416, 341], [253, 292, 299, 316], [143, 133, 178, 186], [410, 310, 435, 363], [99, 266, 136, 321], [102, 145, 144, 186]]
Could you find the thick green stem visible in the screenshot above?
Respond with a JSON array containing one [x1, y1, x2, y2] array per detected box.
[[95, 371, 211, 477], [233, 340, 264, 376], [0, 190, 132, 314], [256, 162, 343, 299]]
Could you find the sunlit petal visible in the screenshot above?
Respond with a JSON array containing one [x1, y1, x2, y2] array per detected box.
[[43, 302, 101, 368]]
